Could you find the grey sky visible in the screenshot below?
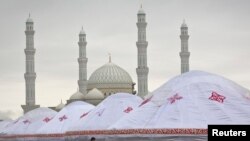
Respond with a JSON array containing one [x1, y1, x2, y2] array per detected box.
[[0, 0, 250, 119]]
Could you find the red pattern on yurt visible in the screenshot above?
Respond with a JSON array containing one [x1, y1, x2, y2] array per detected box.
[[209, 91, 226, 103], [139, 96, 152, 107], [167, 94, 183, 104], [80, 112, 89, 119], [23, 119, 31, 124], [59, 115, 67, 121], [43, 117, 52, 123], [123, 106, 133, 113]]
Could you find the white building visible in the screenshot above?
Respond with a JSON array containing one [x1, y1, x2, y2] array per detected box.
[[22, 6, 190, 112]]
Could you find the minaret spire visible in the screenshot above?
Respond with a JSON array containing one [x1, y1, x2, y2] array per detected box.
[[108, 53, 111, 63], [136, 6, 148, 98], [78, 27, 88, 95], [21, 15, 40, 114], [180, 20, 190, 74]]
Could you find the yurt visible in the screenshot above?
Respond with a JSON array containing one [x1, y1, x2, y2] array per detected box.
[[108, 100, 159, 129], [67, 93, 143, 131], [2, 108, 57, 135], [151, 70, 250, 106], [37, 101, 95, 134], [0, 120, 12, 134], [104, 71, 250, 140]]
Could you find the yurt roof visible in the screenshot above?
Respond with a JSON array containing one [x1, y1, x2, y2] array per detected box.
[[37, 101, 95, 134], [109, 71, 250, 129], [2, 107, 57, 134], [68, 93, 143, 131]]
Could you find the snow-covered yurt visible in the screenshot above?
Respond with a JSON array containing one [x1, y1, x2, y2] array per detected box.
[[2, 107, 57, 135], [0, 120, 12, 134], [37, 101, 95, 134], [105, 71, 250, 141], [111, 71, 250, 129], [68, 93, 143, 131]]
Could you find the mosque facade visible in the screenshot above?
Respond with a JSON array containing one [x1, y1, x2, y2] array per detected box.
[[22, 7, 190, 113]]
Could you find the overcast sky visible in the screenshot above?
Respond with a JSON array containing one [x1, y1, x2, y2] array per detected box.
[[0, 0, 250, 119]]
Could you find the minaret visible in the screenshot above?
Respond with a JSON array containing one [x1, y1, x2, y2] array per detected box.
[[21, 14, 39, 114], [180, 20, 190, 74], [78, 27, 88, 95], [136, 5, 149, 98]]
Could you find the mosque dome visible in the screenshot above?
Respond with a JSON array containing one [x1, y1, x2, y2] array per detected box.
[[88, 62, 133, 86], [87, 59, 134, 95], [85, 88, 104, 99], [69, 90, 84, 100], [55, 100, 65, 111]]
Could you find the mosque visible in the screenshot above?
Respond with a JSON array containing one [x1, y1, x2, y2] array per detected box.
[[21, 6, 190, 113], [4, 5, 250, 141]]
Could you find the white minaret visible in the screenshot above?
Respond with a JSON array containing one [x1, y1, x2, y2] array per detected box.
[[180, 20, 190, 74], [21, 15, 39, 114], [136, 6, 149, 98], [78, 27, 88, 95]]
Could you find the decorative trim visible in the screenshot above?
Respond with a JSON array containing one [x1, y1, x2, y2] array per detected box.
[[0, 128, 207, 139]]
